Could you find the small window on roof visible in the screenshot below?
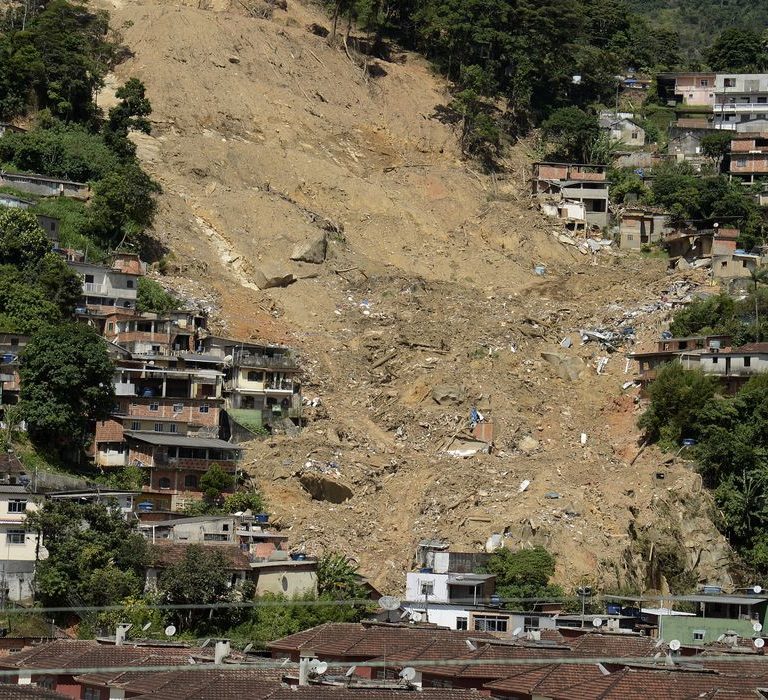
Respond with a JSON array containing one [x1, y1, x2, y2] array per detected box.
[[745, 357, 752, 368], [693, 630, 706, 641]]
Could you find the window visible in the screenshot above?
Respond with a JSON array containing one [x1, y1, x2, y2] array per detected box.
[[151, 345, 160, 353], [149, 402, 159, 412], [184, 474, 198, 488], [85, 274, 94, 283], [154, 423, 164, 432], [126, 280, 134, 289], [631, 131, 639, 139], [725, 78, 736, 88], [456, 617, 468, 630], [158, 477, 171, 489], [693, 630, 706, 642], [744, 260, 750, 268], [745, 357, 752, 367], [107, 322, 114, 331], [524, 616, 540, 630], [737, 157, 747, 167], [712, 357, 719, 364], [222, 523, 229, 531], [8, 499, 27, 513], [172, 402, 184, 412], [700, 79, 709, 87], [420, 581, 434, 596], [199, 404, 209, 414], [247, 370, 263, 382], [474, 615, 509, 633], [131, 421, 141, 431], [169, 423, 178, 434], [203, 533, 228, 541], [7, 530, 25, 544], [84, 688, 100, 700]]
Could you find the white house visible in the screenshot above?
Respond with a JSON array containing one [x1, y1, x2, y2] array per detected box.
[[0, 484, 46, 603]]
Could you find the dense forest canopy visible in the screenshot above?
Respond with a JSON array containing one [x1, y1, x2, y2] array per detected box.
[[627, 0, 768, 64]]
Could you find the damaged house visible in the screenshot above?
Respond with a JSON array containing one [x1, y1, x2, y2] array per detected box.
[[531, 162, 610, 229]]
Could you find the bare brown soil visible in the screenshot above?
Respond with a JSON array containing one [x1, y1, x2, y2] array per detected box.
[[96, 0, 733, 593]]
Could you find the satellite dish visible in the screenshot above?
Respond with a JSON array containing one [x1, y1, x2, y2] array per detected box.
[[188, 657, 196, 664], [755, 585, 763, 594], [243, 643, 253, 653], [164, 625, 177, 637], [200, 638, 211, 648], [466, 639, 478, 651], [410, 612, 423, 623], [654, 638, 665, 648], [309, 660, 328, 675], [755, 638, 765, 649], [142, 622, 152, 632], [345, 666, 357, 677], [653, 652, 661, 659], [754, 622, 763, 633], [379, 596, 401, 611], [400, 667, 417, 682], [512, 627, 523, 637], [717, 634, 725, 642], [593, 618, 603, 628], [669, 639, 681, 651]]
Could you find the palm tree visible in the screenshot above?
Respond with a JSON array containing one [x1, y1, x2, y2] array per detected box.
[[750, 265, 768, 341]]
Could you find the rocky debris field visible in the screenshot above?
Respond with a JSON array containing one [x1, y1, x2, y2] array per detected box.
[[97, 0, 734, 593]]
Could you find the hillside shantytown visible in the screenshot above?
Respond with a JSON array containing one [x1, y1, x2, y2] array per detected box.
[[7, 0, 768, 697]]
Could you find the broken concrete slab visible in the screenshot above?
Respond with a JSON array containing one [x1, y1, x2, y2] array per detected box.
[[290, 232, 327, 264]]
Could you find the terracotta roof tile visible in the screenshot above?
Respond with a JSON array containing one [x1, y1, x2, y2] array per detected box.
[[265, 689, 482, 699]]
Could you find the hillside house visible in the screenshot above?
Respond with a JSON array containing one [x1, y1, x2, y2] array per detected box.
[[102, 310, 206, 355], [712, 226, 741, 254], [45, 489, 138, 520], [0, 485, 45, 603], [68, 254, 145, 315], [663, 228, 714, 262], [531, 162, 610, 229], [714, 73, 768, 132], [730, 134, 768, 183], [202, 337, 304, 436], [0, 194, 61, 244], [0, 333, 26, 411], [628, 334, 731, 385], [125, 432, 241, 511], [713, 250, 760, 279], [0, 170, 89, 199], [657, 72, 716, 107], [618, 207, 670, 250], [598, 112, 646, 146]]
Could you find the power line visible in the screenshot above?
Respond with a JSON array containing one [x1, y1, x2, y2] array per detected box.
[[0, 591, 754, 615], [0, 654, 766, 680]]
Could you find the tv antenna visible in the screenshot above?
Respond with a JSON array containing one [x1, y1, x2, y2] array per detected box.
[[512, 627, 523, 637], [379, 596, 401, 611], [308, 660, 328, 676], [243, 643, 253, 653], [400, 667, 417, 682]]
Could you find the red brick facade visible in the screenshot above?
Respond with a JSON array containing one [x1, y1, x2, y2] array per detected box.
[[116, 397, 221, 427]]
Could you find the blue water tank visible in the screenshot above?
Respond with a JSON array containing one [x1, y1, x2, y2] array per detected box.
[[137, 501, 154, 512], [606, 603, 622, 615], [142, 388, 155, 397], [290, 553, 307, 561], [419, 567, 433, 574], [1, 353, 15, 364], [682, 438, 697, 447], [255, 513, 269, 524]]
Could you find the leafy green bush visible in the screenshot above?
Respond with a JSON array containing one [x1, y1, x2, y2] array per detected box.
[[136, 278, 180, 314]]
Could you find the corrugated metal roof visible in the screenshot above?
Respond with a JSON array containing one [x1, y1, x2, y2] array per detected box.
[[124, 431, 241, 450]]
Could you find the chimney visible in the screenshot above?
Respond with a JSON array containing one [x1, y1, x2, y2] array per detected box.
[[115, 623, 132, 646], [214, 639, 231, 664], [298, 650, 316, 686]]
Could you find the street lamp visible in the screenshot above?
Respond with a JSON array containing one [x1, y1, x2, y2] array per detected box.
[[576, 586, 593, 628]]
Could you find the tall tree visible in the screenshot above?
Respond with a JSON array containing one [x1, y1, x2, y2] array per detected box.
[[20, 324, 115, 445], [706, 28, 766, 72]]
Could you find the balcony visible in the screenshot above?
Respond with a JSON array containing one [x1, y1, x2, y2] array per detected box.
[[715, 103, 768, 113], [265, 380, 295, 392], [233, 353, 299, 370]]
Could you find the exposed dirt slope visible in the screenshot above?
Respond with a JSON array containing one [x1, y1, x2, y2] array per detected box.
[[98, 0, 732, 593]]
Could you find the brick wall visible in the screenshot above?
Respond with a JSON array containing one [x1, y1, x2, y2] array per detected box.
[[117, 397, 220, 427], [95, 419, 124, 443]]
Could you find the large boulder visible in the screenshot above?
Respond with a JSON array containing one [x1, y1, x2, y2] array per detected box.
[[299, 472, 354, 503], [431, 384, 466, 406], [290, 233, 327, 264], [253, 267, 297, 289], [540, 351, 585, 381]]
